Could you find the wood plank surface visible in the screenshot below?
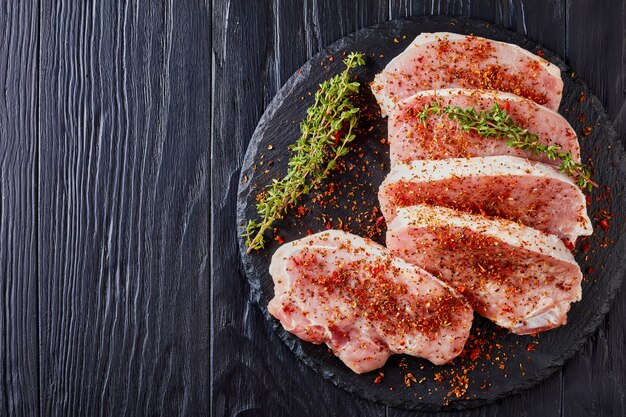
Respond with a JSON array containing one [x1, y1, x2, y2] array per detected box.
[[561, 3, 626, 415], [0, 2, 40, 416], [38, 0, 210, 415], [212, 1, 626, 417], [1, 0, 624, 415]]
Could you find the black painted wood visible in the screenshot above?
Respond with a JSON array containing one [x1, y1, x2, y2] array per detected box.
[[39, 0, 210, 415], [1, 0, 624, 415], [0, 2, 40, 416], [560, 2, 626, 416]]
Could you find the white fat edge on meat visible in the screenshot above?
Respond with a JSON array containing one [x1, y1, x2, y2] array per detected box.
[[381, 156, 593, 236], [384, 155, 575, 184], [391, 204, 578, 265]]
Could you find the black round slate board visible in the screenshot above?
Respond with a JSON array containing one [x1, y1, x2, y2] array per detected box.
[[236, 16, 626, 411]]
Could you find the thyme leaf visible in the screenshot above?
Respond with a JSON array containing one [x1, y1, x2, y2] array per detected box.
[[418, 101, 597, 191], [244, 52, 366, 252]]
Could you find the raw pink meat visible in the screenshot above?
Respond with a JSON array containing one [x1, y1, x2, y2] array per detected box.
[[387, 88, 580, 167], [268, 230, 473, 373], [372, 32, 563, 115], [378, 156, 592, 242], [387, 205, 583, 335]]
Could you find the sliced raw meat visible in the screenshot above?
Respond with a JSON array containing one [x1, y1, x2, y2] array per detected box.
[[268, 230, 473, 373], [372, 32, 563, 115], [387, 205, 583, 335], [378, 156, 592, 242], [387, 88, 580, 167]]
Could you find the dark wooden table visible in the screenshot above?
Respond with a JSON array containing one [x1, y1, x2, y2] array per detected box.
[[1, 1, 624, 416]]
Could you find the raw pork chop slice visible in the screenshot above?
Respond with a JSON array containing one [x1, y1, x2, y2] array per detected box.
[[387, 205, 583, 335], [378, 156, 592, 242], [387, 88, 580, 167], [268, 230, 473, 373], [372, 32, 563, 116]]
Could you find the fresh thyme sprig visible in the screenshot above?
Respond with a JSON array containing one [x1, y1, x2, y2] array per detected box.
[[243, 52, 366, 252], [418, 101, 597, 191]]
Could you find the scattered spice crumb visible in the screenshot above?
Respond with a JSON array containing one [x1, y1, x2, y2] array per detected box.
[[404, 372, 417, 387], [374, 372, 384, 384], [598, 218, 609, 232]]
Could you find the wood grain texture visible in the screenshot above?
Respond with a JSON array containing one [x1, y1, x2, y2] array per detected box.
[[39, 0, 210, 415], [213, 1, 626, 417], [560, 1, 626, 416], [0, 1, 40, 416]]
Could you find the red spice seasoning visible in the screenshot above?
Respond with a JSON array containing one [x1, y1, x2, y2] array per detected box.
[[404, 372, 417, 387], [376, 216, 386, 228], [598, 219, 609, 232], [374, 372, 384, 384]]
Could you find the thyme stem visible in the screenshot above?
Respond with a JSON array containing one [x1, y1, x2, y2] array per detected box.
[[244, 52, 365, 252], [418, 101, 597, 191]]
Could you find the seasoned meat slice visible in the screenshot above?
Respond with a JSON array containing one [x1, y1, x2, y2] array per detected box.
[[268, 230, 473, 373], [378, 156, 592, 242], [387, 88, 580, 167], [372, 32, 563, 115], [387, 205, 583, 335]]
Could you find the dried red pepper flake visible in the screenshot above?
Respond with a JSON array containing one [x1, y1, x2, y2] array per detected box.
[[333, 129, 344, 145], [580, 241, 591, 253], [526, 344, 536, 352], [469, 347, 481, 361], [536, 49, 544, 57], [296, 205, 308, 217], [374, 372, 385, 384], [562, 239, 575, 251], [376, 216, 386, 228], [598, 219, 609, 232], [306, 229, 313, 236], [325, 221, 332, 230], [502, 101, 511, 112], [275, 235, 285, 244], [586, 266, 595, 274], [404, 372, 417, 387]]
